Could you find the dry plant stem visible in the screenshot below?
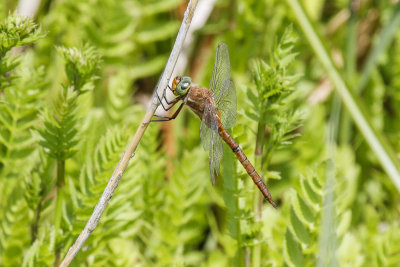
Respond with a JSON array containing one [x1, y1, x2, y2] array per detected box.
[[59, 1, 198, 266], [17, 0, 41, 18]]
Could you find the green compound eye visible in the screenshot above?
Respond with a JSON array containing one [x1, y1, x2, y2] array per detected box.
[[176, 76, 192, 95], [181, 82, 190, 89]]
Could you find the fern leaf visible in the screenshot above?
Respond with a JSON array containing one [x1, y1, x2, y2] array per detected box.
[[0, 195, 31, 266], [57, 45, 101, 92], [0, 14, 44, 56], [66, 126, 146, 264], [37, 87, 80, 160], [105, 69, 133, 124], [22, 230, 55, 267], [0, 59, 45, 179]]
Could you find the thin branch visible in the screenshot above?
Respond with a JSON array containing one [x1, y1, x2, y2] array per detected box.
[[17, 0, 41, 18], [59, 1, 198, 266]]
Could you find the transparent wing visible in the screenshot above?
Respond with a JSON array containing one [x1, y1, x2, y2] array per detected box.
[[209, 42, 231, 99], [199, 42, 234, 184], [209, 42, 237, 129], [208, 128, 223, 185], [200, 102, 223, 185], [200, 101, 214, 151], [216, 80, 236, 129]]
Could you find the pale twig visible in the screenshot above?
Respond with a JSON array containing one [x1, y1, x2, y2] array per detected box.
[[59, 1, 198, 266], [17, 0, 41, 18]]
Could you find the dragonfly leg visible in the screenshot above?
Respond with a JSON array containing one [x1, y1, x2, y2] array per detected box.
[[144, 102, 184, 124], [163, 85, 179, 105], [156, 90, 170, 111], [156, 87, 181, 111]]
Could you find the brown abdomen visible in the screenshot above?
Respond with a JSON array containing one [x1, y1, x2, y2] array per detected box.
[[218, 125, 277, 208]]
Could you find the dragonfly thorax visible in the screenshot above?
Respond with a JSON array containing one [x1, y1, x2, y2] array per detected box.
[[172, 76, 192, 96]]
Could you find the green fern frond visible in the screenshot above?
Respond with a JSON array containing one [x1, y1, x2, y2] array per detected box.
[[0, 194, 31, 267], [246, 27, 298, 123], [284, 228, 305, 267], [244, 28, 302, 180], [0, 53, 19, 86], [269, 109, 304, 149], [72, 128, 128, 215], [23, 150, 55, 242], [57, 45, 101, 92], [140, 147, 211, 266], [284, 165, 365, 266], [0, 14, 44, 57], [37, 86, 80, 160], [105, 69, 134, 124], [0, 60, 45, 179], [0, 16, 46, 266], [23, 150, 53, 210], [284, 173, 322, 265], [22, 229, 55, 267], [273, 25, 298, 69], [0, 15, 44, 86], [66, 126, 145, 264]]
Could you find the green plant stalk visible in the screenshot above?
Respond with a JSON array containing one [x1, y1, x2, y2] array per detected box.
[[345, 0, 357, 82], [235, 174, 245, 267], [251, 113, 266, 267], [286, 0, 400, 191], [223, 143, 245, 266], [232, 152, 245, 267], [54, 159, 65, 267], [317, 94, 340, 267], [340, 0, 358, 144]]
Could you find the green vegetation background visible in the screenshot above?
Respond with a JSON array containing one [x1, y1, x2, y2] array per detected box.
[[1, 0, 400, 266]]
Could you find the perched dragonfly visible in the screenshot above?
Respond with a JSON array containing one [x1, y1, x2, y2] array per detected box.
[[151, 42, 277, 208]]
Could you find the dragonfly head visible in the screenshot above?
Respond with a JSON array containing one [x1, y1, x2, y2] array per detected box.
[[172, 76, 192, 96]]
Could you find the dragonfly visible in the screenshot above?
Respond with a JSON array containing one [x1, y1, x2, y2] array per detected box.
[[151, 42, 277, 208]]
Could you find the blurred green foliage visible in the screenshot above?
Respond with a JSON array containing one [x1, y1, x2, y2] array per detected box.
[[0, 0, 400, 266]]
